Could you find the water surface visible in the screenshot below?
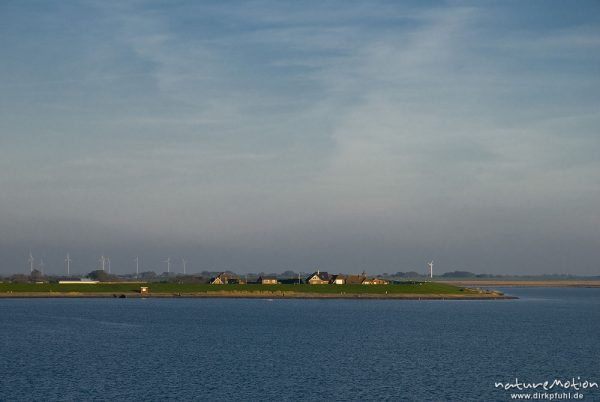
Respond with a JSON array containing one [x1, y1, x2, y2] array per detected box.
[[0, 288, 598, 401]]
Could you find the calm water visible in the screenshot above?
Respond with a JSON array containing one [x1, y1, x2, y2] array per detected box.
[[1, 288, 599, 401]]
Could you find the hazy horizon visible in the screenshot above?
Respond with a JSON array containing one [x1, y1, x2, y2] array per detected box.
[[1, 1, 599, 276]]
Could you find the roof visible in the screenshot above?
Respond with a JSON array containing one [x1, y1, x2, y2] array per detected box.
[[345, 275, 366, 285], [258, 276, 277, 280], [210, 272, 238, 283], [307, 271, 329, 281], [213, 272, 239, 280]]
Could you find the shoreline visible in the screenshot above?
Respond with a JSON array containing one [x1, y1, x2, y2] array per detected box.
[[0, 291, 516, 300]]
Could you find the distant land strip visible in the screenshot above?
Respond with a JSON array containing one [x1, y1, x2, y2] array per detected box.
[[440, 280, 600, 288], [0, 282, 515, 299], [0, 292, 514, 300]]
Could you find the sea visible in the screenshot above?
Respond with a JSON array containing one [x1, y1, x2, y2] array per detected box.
[[1, 287, 599, 401]]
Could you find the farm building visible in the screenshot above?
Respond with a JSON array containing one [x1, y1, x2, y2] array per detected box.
[[210, 273, 240, 285], [258, 276, 278, 285]]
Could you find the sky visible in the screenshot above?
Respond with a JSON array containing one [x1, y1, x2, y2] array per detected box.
[[1, 0, 599, 276]]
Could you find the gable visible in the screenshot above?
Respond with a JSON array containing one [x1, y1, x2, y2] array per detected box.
[[308, 275, 327, 282]]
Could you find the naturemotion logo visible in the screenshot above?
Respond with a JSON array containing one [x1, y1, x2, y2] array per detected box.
[[494, 377, 598, 400]]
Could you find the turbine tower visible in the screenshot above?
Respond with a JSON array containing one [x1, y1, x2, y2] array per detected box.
[[134, 256, 139, 279], [65, 253, 72, 276], [164, 257, 171, 274], [107, 257, 111, 274], [100, 255, 106, 271], [182, 258, 187, 275], [28, 252, 34, 273], [39, 258, 45, 275], [428, 261, 434, 279]]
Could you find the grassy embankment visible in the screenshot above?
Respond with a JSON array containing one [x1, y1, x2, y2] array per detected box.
[[0, 282, 477, 295]]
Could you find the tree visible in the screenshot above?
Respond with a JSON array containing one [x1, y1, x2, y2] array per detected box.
[[140, 271, 157, 280], [30, 269, 46, 282], [87, 270, 117, 282]]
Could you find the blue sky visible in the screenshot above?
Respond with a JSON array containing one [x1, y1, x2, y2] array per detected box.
[[1, 0, 599, 275]]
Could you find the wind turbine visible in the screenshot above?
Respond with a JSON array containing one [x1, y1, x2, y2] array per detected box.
[[28, 252, 34, 273], [428, 261, 434, 279], [164, 257, 171, 274], [181, 258, 187, 275], [134, 256, 139, 279], [65, 253, 72, 276], [99, 255, 106, 271], [106, 257, 111, 274]]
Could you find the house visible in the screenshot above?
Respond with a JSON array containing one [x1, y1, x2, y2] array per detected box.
[[306, 271, 330, 285], [330, 275, 346, 285], [345, 275, 367, 285], [210, 272, 238, 285], [258, 276, 278, 285]]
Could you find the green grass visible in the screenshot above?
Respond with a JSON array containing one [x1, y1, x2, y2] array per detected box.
[[0, 282, 470, 294]]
